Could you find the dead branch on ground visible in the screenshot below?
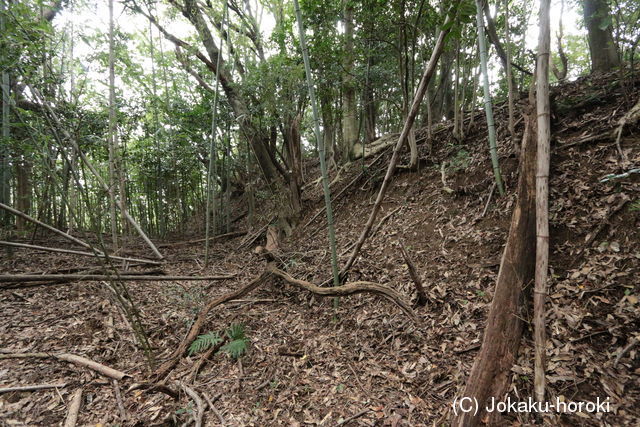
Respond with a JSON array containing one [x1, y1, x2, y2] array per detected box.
[[0, 240, 162, 265], [63, 389, 83, 427], [398, 241, 428, 306], [0, 273, 235, 288], [153, 262, 417, 379], [0, 352, 128, 380], [0, 383, 66, 393]]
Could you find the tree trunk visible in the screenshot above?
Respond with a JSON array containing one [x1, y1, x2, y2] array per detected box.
[[583, 0, 620, 73], [108, 0, 119, 250], [0, 0, 10, 227], [475, 0, 505, 195], [453, 99, 537, 427], [15, 158, 31, 232], [342, 1, 358, 161]]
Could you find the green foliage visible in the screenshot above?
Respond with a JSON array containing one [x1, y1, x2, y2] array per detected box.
[[448, 148, 471, 172], [188, 332, 222, 356], [187, 324, 249, 359], [220, 323, 249, 359]]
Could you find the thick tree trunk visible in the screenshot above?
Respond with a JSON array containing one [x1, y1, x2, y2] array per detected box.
[[583, 0, 620, 73], [452, 104, 537, 426]]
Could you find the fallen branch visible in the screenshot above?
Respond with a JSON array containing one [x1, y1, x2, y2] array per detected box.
[[154, 262, 417, 379], [63, 388, 83, 427], [127, 382, 179, 400], [338, 408, 371, 425], [399, 241, 427, 306], [0, 202, 95, 251], [203, 392, 225, 426], [153, 270, 271, 379], [180, 383, 205, 427], [0, 352, 128, 380], [113, 380, 127, 421], [0, 383, 66, 393], [0, 273, 235, 285], [481, 182, 497, 217], [614, 337, 638, 368], [0, 241, 163, 265]]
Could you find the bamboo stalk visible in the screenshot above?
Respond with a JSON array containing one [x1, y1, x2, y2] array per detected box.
[[0, 273, 235, 284], [293, 0, 340, 287], [0, 241, 162, 265], [475, 0, 505, 195], [0, 202, 95, 251], [24, 85, 164, 260], [534, 0, 552, 404]]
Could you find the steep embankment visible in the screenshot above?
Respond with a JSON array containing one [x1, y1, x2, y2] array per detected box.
[[0, 72, 638, 425]]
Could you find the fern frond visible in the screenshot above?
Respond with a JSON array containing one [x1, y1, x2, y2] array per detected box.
[[188, 332, 222, 355], [226, 323, 245, 340], [220, 338, 248, 359]]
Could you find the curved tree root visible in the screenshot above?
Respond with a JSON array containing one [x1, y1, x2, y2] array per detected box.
[[153, 263, 417, 380], [267, 265, 417, 323]]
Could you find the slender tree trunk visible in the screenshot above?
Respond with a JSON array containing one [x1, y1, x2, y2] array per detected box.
[[15, 158, 31, 232], [505, 0, 516, 139], [204, 0, 227, 266], [342, 1, 358, 161], [0, 0, 11, 227], [534, 0, 551, 404], [108, 0, 119, 250], [293, 0, 340, 287], [552, 0, 568, 81], [475, 0, 505, 195]]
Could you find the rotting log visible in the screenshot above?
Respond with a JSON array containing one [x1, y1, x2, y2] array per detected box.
[[452, 103, 537, 426]]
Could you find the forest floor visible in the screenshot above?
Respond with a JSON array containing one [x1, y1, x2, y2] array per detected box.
[[1, 72, 639, 426]]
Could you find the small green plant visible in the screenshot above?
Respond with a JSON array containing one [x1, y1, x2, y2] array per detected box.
[[187, 323, 250, 359], [449, 148, 471, 172], [220, 323, 249, 359], [176, 402, 194, 415], [188, 332, 222, 356], [630, 199, 640, 212]]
